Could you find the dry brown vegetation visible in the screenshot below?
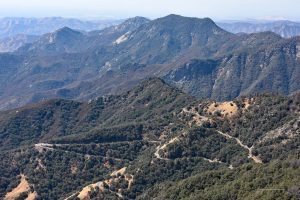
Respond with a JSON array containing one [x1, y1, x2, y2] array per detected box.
[[66, 167, 134, 200], [207, 101, 238, 117], [4, 174, 36, 200]]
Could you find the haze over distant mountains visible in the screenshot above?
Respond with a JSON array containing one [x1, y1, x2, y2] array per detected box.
[[0, 17, 122, 38], [218, 20, 300, 38], [0, 17, 123, 52], [1, 17, 300, 52], [0, 14, 299, 110]]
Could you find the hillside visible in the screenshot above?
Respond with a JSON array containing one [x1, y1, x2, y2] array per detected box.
[[0, 78, 299, 199], [0, 15, 300, 110], [0, 34, 39, 52]]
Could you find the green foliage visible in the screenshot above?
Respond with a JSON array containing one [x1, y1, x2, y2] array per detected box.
[[0, 80, 300, 199], [144, 160, 300, 200]]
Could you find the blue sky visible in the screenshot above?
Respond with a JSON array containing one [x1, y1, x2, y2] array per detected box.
[[0, 0, 299, 21]]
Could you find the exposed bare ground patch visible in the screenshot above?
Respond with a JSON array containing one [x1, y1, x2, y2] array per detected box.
[[35, 143, 123, 162], [181, 107, 209, 126], [297, 45, 300, 59], [111, 167, 126, 176], [153, 134, 235, 168], [34, 143, 55, 152], [26, 192, 37, 200], [202, 158, 223, 164], [76, 183, 98, 200], [154, 137, 180, 160], [65, 167, 134, 200], [243, 98, 253, 110], [216, 131, 262, 164], [125, 174, 134, 189], [207, 101, 238, 117], [71, 164, 78, 174], [35, 158, 46, 171], [259, 118, 300, 146], [4, 174, 37, 200], [113, 32, 130, 44]]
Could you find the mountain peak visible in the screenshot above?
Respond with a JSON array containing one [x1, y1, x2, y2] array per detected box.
[[157, 14, 216, 25], [128, 77, 184, 98], [123, 16, 150, 25], [150, 14, 225, 36], [52, 26, 83, 37], [139, 77, 166, 87], [55, 26, 75, 32], [42, 27, 84, 47], [114, 16, 150, 32], [163, 14, 184, 19], [16, 26, 85, 54]]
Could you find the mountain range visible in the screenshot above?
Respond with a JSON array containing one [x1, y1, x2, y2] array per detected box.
[[0, 14, 300, 110], [1, 17, 300, 53], [0, 17, 123, 52], [218, 20, 300, 38], [0, 17, 122, 39], [1, 13, 300, 200], [0, 78, 299, 199]]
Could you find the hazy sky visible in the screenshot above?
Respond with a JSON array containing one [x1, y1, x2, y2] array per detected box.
[[0, 0, 299, 21]]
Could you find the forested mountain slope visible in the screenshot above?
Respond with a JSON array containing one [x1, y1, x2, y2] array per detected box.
[[0, 78, 299, 199]]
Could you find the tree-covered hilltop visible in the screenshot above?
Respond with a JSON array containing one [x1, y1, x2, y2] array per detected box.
[[0, 78, 299, 199]]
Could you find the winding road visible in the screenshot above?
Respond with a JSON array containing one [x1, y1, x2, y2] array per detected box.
[[216, 131, 262, 164]]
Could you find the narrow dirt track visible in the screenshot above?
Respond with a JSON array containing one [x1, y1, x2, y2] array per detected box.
[[216, 131, 262, 164]]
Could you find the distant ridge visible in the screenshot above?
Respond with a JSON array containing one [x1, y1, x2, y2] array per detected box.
[[0, 14, 300, 110], [0, 17, 122, 38], [218, 20, 300, 38]]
